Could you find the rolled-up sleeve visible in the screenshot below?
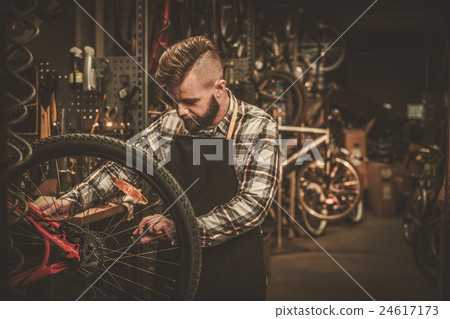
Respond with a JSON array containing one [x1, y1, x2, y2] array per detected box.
[[60, 118, 164, 211]]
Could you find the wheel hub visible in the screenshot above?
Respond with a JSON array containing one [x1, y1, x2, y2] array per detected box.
[[64, 226, 105, 281]]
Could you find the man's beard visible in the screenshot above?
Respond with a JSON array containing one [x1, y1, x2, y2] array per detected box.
[[182, 95, 220, 133]]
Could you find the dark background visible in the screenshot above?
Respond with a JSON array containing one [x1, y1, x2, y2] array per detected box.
[[27, 0, 449, 120]]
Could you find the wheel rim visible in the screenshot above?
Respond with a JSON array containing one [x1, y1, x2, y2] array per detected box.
[[403, 187, 427, 243], [298, 183, 327, 236], [298, 157, 361, 220], [348, 200, 363, 223], [414, 217, 441, 282], [257, 71, 306, 126], [300, 24, 346, 72], [7, 136, 200, 300]]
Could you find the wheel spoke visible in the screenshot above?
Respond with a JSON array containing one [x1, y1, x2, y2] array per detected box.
[[8, 134, 200, 300], [104, 257, 175, 283], [103, 247, 179, 266], [105, 271, 171, 299]]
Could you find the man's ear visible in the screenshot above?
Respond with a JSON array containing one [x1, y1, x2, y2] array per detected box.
[[215, 79, 227, 98]]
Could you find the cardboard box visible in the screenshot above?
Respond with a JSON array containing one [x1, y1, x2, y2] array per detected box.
[[367, 161, 396, 217], [343, 118, 375, 190]]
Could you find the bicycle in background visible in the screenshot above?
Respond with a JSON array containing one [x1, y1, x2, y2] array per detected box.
[[270, 83, 363, 239], [403, 144, 442, 244]]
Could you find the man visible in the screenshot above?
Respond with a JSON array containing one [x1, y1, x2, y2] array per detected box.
[[43, 36, 279, 300]]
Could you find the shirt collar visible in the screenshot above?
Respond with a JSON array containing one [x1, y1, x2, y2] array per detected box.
[[214, 89, 235, 136]]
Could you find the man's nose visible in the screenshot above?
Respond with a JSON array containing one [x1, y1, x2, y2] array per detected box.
[[177, 104, 189, 117]]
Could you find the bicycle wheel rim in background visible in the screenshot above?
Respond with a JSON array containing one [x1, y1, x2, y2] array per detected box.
[[413, 216, 441, 283], [403, 186, 427, 244], [257, 70, 306, 126], [7, 134, 201, 300], [293, 174, 328, 236], [347, 199, 364, 224], [297, 156, 362, 221], [299, 24, 346, 72]]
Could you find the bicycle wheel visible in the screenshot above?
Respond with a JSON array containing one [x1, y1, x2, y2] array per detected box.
[[348, 199, 364, 224], [413, 216, 441, 283], [297, 156, 362, 220], [7, 134, 201, 300], [403, 186, 427, 244], [299, 24, 346, 72], [176, 0, 211, 39], [296, 182, 327, 236], [211, 0, 244, 48], [256, 70, 306, 126]]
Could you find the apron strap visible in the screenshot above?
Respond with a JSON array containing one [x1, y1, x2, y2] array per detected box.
[[226, 95, 239, 140], [177, 122, 185, 135], [176, 93, 239, 140]]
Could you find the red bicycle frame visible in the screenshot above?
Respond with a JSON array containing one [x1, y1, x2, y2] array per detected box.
[[148, 0, 170, 72], [8, 200, 80, 289]]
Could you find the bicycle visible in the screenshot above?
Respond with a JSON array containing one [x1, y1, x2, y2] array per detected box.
[[296, 7, 346, 74], [252, 10, 307, 126], [273, 84, 363, 237], [7, 134, 201, 300], [252, 3, 347, 128], [211, 0, 246, 56], [403, 145, 442, 244], [413, 212, 441, 283]]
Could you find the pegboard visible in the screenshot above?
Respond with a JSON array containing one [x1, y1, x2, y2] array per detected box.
[[37, 59, 104, 134], [97, 56, 142, 136], [36, 56, 143, 137], [101, 56, 141, 110]]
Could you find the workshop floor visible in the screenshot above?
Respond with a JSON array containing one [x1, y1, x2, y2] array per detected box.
[[266, 211, 439, 301]]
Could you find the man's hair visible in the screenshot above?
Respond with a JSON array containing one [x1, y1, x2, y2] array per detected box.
[[155, 35, 223, 88]]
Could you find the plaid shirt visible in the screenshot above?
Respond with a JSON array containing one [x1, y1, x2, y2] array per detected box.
[[63, 91, 280, 247]]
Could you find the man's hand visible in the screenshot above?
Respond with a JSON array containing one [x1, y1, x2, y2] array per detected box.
[[39, 199, 72, 219], [437, 185, 445, 211], [133, 214, 175, 244]]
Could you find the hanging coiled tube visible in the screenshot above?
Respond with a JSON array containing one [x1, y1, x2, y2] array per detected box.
[[6, 0, 39, 172], [5, 0, 40, 279]]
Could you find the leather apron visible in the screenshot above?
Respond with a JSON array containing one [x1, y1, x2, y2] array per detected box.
[[165, 96, 266, 300]]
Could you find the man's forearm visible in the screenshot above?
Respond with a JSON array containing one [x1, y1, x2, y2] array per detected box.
[[60, 162, 139, 211]]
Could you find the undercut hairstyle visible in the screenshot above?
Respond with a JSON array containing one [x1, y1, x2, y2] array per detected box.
[[155, 35, 223, 89]]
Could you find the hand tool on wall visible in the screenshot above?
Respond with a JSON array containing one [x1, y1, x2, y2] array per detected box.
[[83, 46, 96, 91], [118, 77, 138, 134], [95, 58, 110, 93], [68, 46, 83, 90], [101, 105, 123, 135], [103, 105, 118, 127], [39, 73, 56, 139], [90, 94, 106, 134]]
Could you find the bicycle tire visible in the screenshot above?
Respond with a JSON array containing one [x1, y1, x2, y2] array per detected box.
[[290, 167, 327, 236], [297, 156, 362, 221], [7, 133, 201, 300], [211, 0, 244, 48], [299, 24, 346, 72], [403, 186, 427, 244], [348, 199, 364, 224], [296, 181, 327, 236], [413, 216, 441, 283], [257, 70, 306, 126]]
